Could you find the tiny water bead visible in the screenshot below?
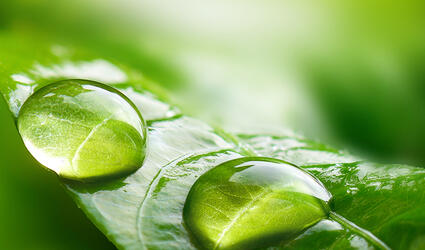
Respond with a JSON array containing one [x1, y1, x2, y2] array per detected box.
[[17, 79, 147, 181], [183, 157, 331, 249]]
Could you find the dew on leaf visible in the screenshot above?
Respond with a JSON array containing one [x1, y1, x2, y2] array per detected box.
[[183, 157, 331, 249], [17, 79, 147, 181]]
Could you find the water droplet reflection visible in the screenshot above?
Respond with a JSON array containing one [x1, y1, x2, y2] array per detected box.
[[184, 157, 331, 249], [17, 79, 146, 181]]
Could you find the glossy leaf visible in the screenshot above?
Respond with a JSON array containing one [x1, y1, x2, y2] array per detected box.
[[0, 31, 423, 250], [239, 133, 425, 249]]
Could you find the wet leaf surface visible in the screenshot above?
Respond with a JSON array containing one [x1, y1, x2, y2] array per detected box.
[[0, 31, 424, 249]]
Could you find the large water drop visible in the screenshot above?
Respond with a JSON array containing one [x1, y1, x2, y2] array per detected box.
[[17, 79, 147, 181], [183, 157, 331, 249]]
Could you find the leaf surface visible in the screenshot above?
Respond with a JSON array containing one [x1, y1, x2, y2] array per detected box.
[[239, 134, 425, 249], [0, 31, 424, 250]]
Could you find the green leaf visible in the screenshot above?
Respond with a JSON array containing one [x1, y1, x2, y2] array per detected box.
[[66, 116, 234, 249], [138, 150, 243, 249], [0, 30, 424, 250], [239, 134, 425, 249]]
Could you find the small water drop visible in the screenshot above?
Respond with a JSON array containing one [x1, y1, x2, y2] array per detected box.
[[17, 79, 147, 181], [183, 157, 331, 249]]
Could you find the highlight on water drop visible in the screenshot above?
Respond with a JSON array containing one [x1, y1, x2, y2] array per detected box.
[[17, 79, 147, 182]]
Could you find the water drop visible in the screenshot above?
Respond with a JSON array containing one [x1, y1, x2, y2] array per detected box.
[[17, 79, 147, 181], [183, 157, 331, 249]]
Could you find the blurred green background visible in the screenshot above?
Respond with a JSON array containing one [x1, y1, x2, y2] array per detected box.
[[0, 0, 424, 248]]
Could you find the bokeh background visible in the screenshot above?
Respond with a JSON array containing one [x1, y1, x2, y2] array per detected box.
[[0, 0, 424, 249]]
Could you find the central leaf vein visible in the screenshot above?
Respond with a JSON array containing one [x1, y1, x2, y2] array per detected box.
[[214, 189, 268, 250], [71, 115, 112, 170]]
